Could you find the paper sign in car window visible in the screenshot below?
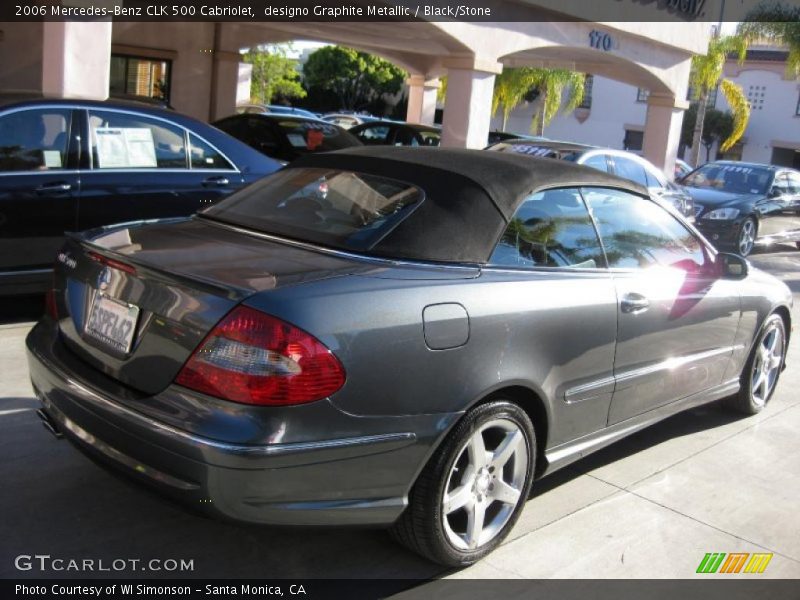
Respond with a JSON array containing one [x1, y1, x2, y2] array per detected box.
[[43, 150, 62, 169], [287, 133, 307, 148], [95, 127, 157, 168]]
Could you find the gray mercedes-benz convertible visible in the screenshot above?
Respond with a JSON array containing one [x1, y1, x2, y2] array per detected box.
[[27, 147, 791, 566]]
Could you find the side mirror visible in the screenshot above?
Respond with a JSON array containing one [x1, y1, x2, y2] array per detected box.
[[717, 252, 748, 280]]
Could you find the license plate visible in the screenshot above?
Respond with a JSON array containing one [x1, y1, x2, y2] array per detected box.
[[85, 293, 140, 355]]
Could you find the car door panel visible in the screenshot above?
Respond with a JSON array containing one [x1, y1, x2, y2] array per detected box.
[[582, 187, 741, 425], [78, 108, 237, 231], [0, 107, 80, 271]]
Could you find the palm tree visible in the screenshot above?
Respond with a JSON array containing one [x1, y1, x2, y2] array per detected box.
[[492, 68, 536, 132], [491, 67, 585, 135], [738, 2, 800, 78], [687, 35, 749, 166], [527, 69, 586, 136]]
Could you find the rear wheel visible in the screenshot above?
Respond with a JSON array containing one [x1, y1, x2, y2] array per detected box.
[[390, 401, 535, 566], [724, 314, 786, 414], [737, 217, 757, 257]]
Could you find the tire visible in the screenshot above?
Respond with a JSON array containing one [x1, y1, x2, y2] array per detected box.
[[724, 313, 787, 415], [390, 400, 535, 567], [737, 217, 757, 257]]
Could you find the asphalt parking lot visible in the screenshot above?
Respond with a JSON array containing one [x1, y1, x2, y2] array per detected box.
[[1, 246, 799, 581]]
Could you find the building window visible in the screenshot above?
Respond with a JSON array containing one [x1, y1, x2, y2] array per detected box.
[[109, 54, 171, 104], [795, 92, 800, 116], [579, 75, 594, 109], [636, 88, 649, 103], [623, 128, 644, 151], [746, 85, 765, 111]]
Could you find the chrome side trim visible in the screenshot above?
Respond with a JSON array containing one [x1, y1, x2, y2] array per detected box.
[[563, 346, 738, 402], [614, 346, 737, 389], [0, 268, 52, 277]]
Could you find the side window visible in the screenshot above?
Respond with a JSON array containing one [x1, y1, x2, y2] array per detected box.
[[612, 156, 649, 187], [0, 108, 72, 172], [644, 165, 666, 188], [772, 173, 790, 196], [581, 154, 610, 173], [786, 172, 800, 194], [188, 133, 234, 170], [355, 125, 390, 144], [489, 188, 606, 269], [582, 187, 709, 271], [88, 109, 187, 169]]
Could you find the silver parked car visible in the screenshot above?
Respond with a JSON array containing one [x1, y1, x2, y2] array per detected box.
[[487, 139, 695, 222], [28, 148, 791, 567]]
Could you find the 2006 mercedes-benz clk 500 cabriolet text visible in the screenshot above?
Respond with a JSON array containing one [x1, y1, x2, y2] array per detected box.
[[27, 147, 792, 566]]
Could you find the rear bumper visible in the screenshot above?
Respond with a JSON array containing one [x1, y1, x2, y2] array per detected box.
[[26, 319, 455, 526]]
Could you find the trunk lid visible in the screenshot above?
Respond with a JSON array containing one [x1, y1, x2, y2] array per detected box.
[[55, 217, 365, 395]]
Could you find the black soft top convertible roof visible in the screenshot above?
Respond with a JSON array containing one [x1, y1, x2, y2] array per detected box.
[[287, 147, 647, 264]]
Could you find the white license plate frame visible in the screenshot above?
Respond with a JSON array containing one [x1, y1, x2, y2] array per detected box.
[[84, 293, 140, 355]]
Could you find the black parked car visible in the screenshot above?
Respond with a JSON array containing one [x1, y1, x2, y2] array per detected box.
[[0, 96, 279, 295], [487, 139, 695, 222], [680, 161, 800, 256], [29, 147, 791, 567], [349, 120, 442, 147], [213, 114, 362, 163]]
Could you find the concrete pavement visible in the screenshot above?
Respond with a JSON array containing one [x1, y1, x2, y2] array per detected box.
[[1, 249, 799, 581]]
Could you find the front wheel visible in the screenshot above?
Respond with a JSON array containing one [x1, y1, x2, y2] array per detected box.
[[737, 217, 757, 257], [390, 401, 535, 566], [724, 314, 786, 414]]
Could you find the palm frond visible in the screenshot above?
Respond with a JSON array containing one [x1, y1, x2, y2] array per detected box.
[[719, 79, 750, 152]]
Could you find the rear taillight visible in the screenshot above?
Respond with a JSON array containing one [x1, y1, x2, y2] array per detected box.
[[175, 306, 345, 406]]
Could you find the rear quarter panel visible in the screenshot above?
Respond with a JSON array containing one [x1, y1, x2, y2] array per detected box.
[[244, 266, 619, 449]]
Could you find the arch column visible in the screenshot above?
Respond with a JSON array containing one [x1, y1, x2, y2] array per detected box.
[[642, 94, 689, 176], [441, 58, 502, 149], [42, 20, 112, 99], [406, 75, 440, 125]]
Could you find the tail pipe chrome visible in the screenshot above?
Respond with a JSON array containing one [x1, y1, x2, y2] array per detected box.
[[36, 408, 63, 439]]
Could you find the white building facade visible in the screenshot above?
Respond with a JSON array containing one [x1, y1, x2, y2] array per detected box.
[[492, 46, 800, 169]]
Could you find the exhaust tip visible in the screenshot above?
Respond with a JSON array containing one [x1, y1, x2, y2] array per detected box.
[[36, 408, 63, 439]]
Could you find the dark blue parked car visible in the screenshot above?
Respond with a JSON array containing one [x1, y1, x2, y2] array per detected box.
[[0, 95, 279, 294]]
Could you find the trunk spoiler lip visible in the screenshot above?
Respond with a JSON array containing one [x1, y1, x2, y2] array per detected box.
[[64, 228, 249, 300]]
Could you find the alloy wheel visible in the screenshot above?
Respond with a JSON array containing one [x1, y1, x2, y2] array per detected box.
[[441, 418, 528, 551], [738, 219, 756, 256], [750, 323, 784, 407]]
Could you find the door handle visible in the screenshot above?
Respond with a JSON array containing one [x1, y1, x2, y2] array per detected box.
[[35, 182, 72, 194], [621, 293, 650, 314], [202, 176, 230, 187]]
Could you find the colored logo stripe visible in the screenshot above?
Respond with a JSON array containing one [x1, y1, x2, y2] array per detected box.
[[696, 552, 773, 574], [744, 553, 773, 573]]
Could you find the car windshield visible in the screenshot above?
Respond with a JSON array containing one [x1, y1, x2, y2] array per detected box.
[[682, 164, 773, 195], [201, 168, 423, 252], [276, 120, 361, 152]]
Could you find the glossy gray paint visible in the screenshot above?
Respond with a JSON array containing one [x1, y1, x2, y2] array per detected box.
[[26, 156, 794, 528]]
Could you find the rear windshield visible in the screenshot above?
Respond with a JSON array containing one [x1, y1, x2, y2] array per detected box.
[[276, 120, 361, 153], [491, 142, 581, 161], [682, 163, 773, 195], [201, 168, 424, 251]]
